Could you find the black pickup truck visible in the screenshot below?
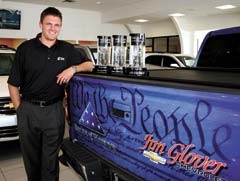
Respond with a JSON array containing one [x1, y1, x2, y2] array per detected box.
[[60, 26, 240, 181]]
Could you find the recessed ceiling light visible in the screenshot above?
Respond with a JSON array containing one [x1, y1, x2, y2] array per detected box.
[[135, 19, 149, 23], [168, 13, 185, 17], [215, 5, 236, 10], [96, 1, 102, 5]]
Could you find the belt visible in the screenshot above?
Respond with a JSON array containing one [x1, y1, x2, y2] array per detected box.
[[22, 97, 62, 107]]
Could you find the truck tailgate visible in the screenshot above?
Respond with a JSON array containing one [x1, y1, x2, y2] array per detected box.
[[64, 69, 240, 181]]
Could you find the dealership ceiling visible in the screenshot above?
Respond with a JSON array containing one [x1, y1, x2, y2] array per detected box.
[[3, 0, 240, 24]]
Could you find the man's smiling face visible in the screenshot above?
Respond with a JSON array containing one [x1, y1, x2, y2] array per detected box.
[[39, 15, 62, 42]]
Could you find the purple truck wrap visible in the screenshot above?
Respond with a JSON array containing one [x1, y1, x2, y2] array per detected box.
[[67, 72, 239, 181]]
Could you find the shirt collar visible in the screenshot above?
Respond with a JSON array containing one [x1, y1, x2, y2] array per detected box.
[[35, 33, 59, 48]]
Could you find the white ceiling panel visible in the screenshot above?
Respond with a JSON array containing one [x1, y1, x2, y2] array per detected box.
[[2, 0, 240, 24]]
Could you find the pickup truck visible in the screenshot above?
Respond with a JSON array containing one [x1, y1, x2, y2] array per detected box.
[[194, 26, 240, 68], [0, 45, 18, 142], [60, 27, 240, 181]]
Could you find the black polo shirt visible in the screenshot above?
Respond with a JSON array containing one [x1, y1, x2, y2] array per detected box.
[[8, 33, 89, 101]]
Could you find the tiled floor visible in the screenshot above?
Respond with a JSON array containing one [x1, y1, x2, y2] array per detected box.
[[0, 126, 84, 181]]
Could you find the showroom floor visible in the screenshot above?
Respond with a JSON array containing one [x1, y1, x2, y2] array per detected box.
[[0, 125, 84, 181]]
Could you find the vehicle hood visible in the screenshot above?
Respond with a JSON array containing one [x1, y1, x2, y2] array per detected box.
[[0, 76, 10, 97], [145, 64, 173, 70]]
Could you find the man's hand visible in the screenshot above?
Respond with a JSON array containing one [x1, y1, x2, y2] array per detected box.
[[56, 66, 75, 85], [8, 84, 21, 110], [57, 61, 94, 85]]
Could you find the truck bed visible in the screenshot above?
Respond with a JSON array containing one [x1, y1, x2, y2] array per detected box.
[[81, 68, 240, 93], [63, 68, 240, 181], [148, 68, 240, 88]]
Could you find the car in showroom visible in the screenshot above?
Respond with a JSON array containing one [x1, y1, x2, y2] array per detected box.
[[0, 45, 18, 142], [145, 53, 195, 69], [74, 45, 97, 64]]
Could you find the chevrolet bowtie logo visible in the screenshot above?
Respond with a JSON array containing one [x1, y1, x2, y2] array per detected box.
[[143, 150, 166, 164], [3, 103, 14, 109]]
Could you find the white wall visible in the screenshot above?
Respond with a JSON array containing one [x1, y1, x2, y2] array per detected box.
[[0, 1, 141, 41], [1, 0, 240, 55], [173, 12, 240, 56], [141, 19, 178, 37], [140, 12, 240, 56]]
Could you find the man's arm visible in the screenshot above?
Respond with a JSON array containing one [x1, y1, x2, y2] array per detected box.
[[8, 84, 21, 110], [73, 61, 94, 73], [56, 61, 94, 85]]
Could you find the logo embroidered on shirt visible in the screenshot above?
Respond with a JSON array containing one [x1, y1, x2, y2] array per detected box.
[[57, 57, 65, 61]]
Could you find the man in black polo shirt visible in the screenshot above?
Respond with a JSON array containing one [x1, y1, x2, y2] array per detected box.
[[7, 7, 93, 181]]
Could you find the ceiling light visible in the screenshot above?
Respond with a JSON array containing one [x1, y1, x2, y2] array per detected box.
[[168, 13, 185, 17], [215, 5, 236, 10], [96, 1, 102, 5], [135, 19, 149, 23]]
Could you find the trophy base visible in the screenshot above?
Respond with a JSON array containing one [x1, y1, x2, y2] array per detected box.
[[110, 66, 123, 74], [93, 65, 149, 77], [123, 67, 149, 76], [93, 65, 110, 73]]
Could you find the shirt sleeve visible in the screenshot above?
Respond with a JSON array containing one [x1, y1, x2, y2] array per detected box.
[[67, 45, 92, 66], [7, 44, 24, 87]]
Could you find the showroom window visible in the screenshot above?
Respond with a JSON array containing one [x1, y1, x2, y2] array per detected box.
[[146, 35, 181, 53]]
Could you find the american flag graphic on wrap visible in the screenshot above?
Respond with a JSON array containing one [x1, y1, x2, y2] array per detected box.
[[78, 102, 105, 135]]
